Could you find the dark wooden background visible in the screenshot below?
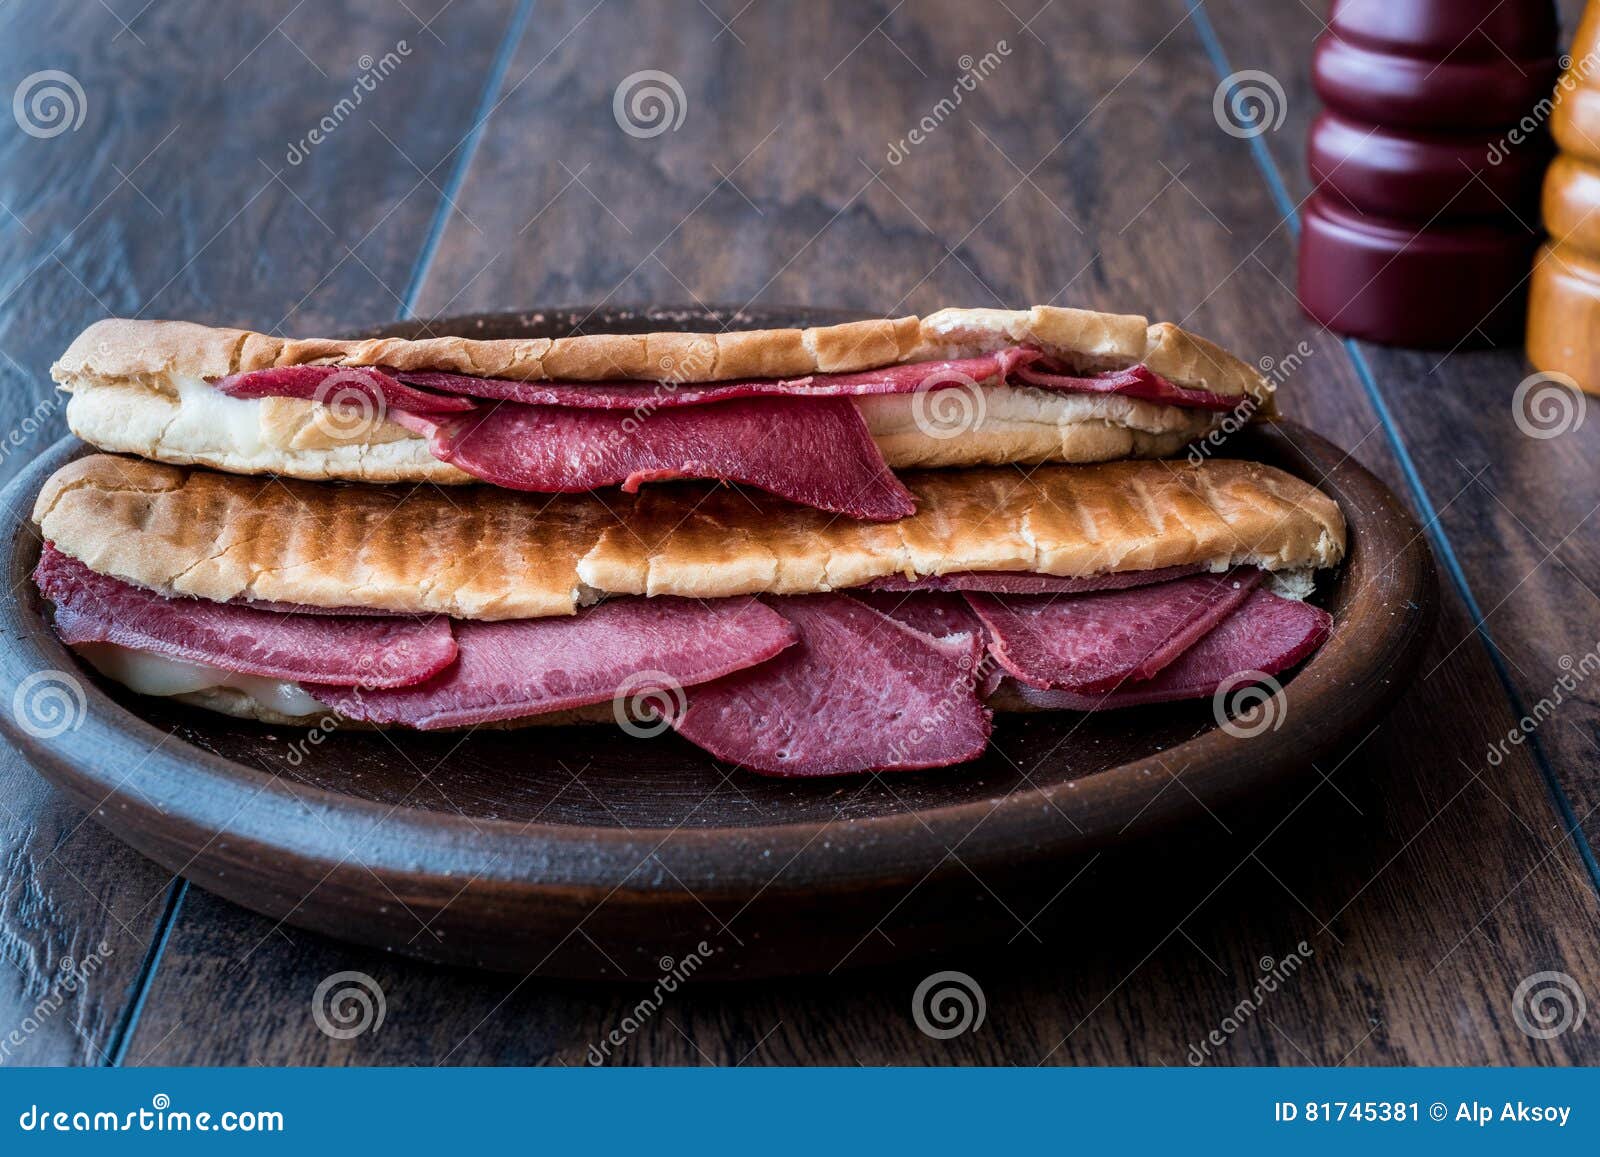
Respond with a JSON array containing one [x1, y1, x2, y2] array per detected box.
[[2, 0, 1599, 1066]]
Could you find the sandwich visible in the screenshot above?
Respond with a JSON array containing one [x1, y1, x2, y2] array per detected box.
[[51, 307, 1273, 520], [31, 453, 1343, 777]]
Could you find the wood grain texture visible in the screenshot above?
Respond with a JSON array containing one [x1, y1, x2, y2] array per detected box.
[[0, 0, 515, 1065], [108, 0, 1600, 1065], [1204, 0, 1600, 904]]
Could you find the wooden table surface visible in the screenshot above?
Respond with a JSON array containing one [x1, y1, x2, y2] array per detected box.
[[3, 0, 1599, 1067]]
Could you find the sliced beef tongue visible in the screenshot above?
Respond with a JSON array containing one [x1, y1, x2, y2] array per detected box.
[[848, 591, 989, 687], [865, 564, 1205, 595], [402, 395, 917, 520], [1004, 587, 1332, 711], [672, 594, 992, 777], [214, 365, 477, 415], [210, 350, 1231, 520], [967, 569, 1263, 693], [849, 590, 984, 641], [1013, 362, 1240, 411], [390, 346, 1233, 412], [34, 544, 456, 688], [308, 596, 796, 730], [393, 348, 1038, 408]]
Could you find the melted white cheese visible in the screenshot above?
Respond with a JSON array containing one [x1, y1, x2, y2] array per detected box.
[[73, 642, 329, 717], [854, 383, 1191, 437], [170, 374, 275, 453]]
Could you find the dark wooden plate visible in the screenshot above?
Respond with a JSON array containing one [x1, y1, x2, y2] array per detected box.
[[0, 307, 1437, 980]]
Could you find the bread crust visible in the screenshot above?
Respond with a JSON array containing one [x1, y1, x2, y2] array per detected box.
[[65, 381, 472, 484], [53, 307, 1275, 408], [35, 453, 1345, 620]]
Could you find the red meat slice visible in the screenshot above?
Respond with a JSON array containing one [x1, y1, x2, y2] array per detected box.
[[965, 570, 1263, 693], [214, 364, 477, 414], [35, 545, 455, 688], [671, 594, 991, 776], [1001, 587, 1331, 710], [306, 596, 796, 730], [399, 396, 917, 520]]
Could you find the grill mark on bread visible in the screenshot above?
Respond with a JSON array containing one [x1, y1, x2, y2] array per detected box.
[[36, 454, 1344, 619]]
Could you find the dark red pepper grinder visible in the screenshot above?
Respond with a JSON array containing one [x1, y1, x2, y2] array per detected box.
[[1297, 0, 1559, 347]]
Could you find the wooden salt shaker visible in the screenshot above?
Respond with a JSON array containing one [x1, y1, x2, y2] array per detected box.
[[1528, 1, 1600, 392]]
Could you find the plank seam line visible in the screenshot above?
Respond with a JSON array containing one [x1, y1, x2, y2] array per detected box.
[[398, 0, 538, 319], [98, 2, 538, 1063], [104, 878, 187, 1067], [1186, 0, 1600, 899]]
